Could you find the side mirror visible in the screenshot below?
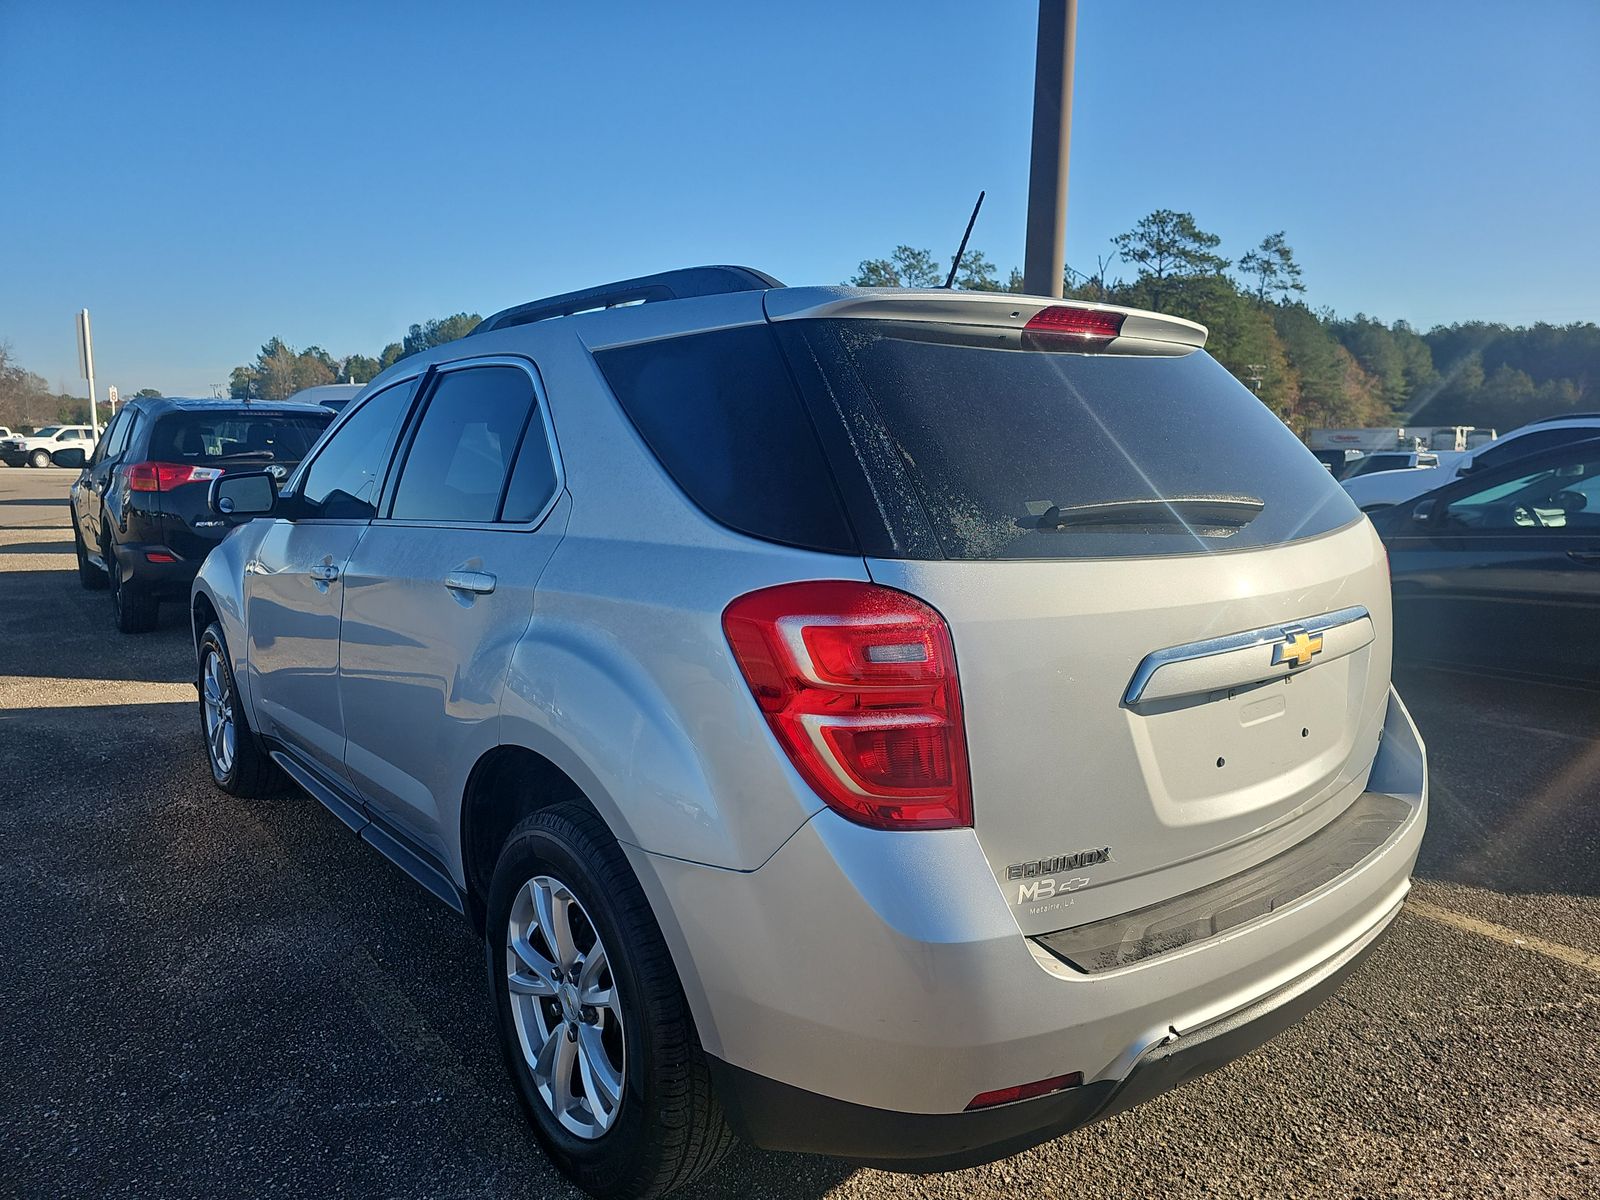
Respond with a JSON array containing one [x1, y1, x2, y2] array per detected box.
[[51, 447, 88, 469], [209, 470, 278, 518], [1411, 498, 1441, 524]]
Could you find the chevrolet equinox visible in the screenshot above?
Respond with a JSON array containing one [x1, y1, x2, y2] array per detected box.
[[192, 266, 1428, 1198]]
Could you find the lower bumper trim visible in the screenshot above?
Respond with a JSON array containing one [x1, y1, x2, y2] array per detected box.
[[708, 907, 1393, 1171]]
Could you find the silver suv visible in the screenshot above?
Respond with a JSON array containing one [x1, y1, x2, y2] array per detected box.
[[193, 266, 1427, 1198]]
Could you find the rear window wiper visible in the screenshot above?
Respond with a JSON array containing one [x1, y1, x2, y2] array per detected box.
[[1025, 495, 1265, 535]]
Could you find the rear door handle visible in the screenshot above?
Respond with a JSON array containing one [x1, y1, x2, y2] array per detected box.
[[1568, 550, 1600, 565], [309, 563, 341, 582], [445, 570, 496, 595]]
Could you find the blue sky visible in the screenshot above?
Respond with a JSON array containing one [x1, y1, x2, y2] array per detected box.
[[3, 0, 1596, 397]]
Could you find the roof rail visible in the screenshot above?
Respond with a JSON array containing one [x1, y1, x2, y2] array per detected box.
[[473, 265, 784, 334]]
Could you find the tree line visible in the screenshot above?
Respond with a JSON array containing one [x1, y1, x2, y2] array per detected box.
[[226, 313, 482, 400], [850, 209, 1599, 435], [5, 219, 1594, 435], [0, 312, 485, 430]]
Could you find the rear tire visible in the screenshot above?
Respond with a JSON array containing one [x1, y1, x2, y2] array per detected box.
[[198, 623, 276, 797], [486, 804, 734, 1199], [107, 544, 159, 633], [74, 526, 107, 590], [30, 449, 50, 468]]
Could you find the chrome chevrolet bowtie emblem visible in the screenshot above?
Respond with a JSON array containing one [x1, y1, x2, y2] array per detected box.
[[1272, 628, 1324, 668]]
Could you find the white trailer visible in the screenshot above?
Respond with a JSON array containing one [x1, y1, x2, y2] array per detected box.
[[1306, 425, 1495, 453], [1306, 427, 1410, 452]]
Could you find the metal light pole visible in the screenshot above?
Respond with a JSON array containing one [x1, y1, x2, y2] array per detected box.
[[75, 309, 101, 436], [1023, 0, 1077, 298]]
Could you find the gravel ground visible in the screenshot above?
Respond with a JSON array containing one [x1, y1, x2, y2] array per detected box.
[[2, 464, 1596, 1199]]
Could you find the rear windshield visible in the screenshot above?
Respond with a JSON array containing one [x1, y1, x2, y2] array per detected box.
[[595, 319, 1358, 561], [149, 411, 331, 466], [782, 320, 1358, 559]]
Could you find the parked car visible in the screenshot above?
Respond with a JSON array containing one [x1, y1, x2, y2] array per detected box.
[[1369, 435, 1600, 682], [1340, 449, 1447, 478], [67, 396, 332, 632], [192, 267, 1427, 1199], [1, 424, 96, 468], [284, 383, 366, 413], [1311, 447, 1364, 476], [1343, 413, 1600, 511]]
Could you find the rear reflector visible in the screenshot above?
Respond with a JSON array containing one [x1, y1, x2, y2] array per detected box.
[[144, 551, 177, 563], [722, 580, 973, 831], [965, 1072, 1083, 1111], [126, 462, 224, 492], [1022, 305, 1125, 342]]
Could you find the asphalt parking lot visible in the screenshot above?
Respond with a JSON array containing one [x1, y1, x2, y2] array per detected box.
[[1, 463, 1596, 1200]]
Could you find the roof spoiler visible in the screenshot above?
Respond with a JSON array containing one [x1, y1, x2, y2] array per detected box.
[[474, 265, 784, 334], [764, 288, 1208, 352]]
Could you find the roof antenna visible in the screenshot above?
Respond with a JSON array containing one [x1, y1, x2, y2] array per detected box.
[[943, 190, 986, 288]]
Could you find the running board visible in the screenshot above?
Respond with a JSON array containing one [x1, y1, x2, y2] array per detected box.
[[268, 749, 465, 915]]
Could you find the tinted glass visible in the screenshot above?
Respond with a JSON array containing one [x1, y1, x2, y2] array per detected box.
[[1445, 446, 1600, 532], [97, 411, 134, 461], [595, 325, 856, 553], [1470, 427, 1586, 473], [1348, 453, 1414, 477], [390, 367, 534, 523], [500, 411, 560, 523], [149, 411, 330, 466], [299, 380, 417, 519], [782, 319, 1359, 560]]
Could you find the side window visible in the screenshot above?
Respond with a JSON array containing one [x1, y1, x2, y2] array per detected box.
[[299, 379, 417, 520], [594, 324, 857, 553], [1445, 448, 1600, 532], [93, 412, 128, 463], [389, 366, 538, 523], [501, 411, 559, 522]]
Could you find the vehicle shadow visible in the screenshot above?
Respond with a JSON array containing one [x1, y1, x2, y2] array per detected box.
[[0, 568, 192, 684], [1397, 663, 1600, 899]]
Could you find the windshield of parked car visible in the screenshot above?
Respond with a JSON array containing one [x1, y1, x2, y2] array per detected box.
[[33, 426, 60, 437], [148, 412, 331, 465]]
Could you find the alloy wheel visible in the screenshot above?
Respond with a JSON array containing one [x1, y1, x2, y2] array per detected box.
[[506, 875, 626, 1139], [201, 646, 236, 776]]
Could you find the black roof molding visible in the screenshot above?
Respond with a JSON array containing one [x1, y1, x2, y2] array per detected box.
[[473, 265, 784, 334]]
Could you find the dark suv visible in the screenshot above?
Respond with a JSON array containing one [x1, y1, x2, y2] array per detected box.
[[67, 397, 333, 631]]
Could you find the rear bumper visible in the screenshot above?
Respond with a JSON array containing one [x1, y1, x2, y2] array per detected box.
[[111, 540, 202, 597], [629, 686, 1426, 1154], [710, 897, 1393, 1169]]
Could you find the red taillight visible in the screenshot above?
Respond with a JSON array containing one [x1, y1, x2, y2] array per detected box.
[[1023, 305, 1125, 343], [125, 462, 223, 493], [722, 580, 973, 831], [965, 1071, 1083, 1111]]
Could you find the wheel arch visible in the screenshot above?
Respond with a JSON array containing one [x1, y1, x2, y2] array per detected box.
[[460, 743, 598, 930], [191, 591, 220, 655], [460, 739, 723, 1069]]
